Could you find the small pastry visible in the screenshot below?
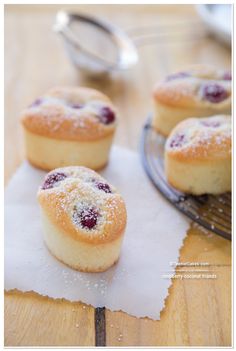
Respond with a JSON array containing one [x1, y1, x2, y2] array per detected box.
[[21, 87, 117, 170], [164, 115, 231, 195], [37, 166, 127, 272], [153, 65, 231, 136]]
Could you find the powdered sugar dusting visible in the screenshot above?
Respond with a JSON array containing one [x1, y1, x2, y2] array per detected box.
[[39, 166, 125, 236], [166, 115, 231, 158], [157, 66, 231, 106], [29, 95, 116, 127], [25, 88, 117, 139]]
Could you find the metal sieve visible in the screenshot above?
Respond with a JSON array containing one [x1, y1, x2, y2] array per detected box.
[[53, 10, 208, 78]]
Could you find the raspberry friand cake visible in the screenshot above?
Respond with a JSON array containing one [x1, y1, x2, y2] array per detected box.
[[152, 65, 231, 136], [37, 166, 127, 272], [21, 87, 117, 170], [164, 115, 231, 195]]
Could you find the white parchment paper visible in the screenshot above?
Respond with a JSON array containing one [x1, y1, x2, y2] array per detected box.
[[5, 146, 189, 320]]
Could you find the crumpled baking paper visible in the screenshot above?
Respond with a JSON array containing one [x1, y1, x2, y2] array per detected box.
[[4, 146, 189, 320]]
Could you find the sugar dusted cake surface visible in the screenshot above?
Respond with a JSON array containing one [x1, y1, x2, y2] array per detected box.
[[21, 87, 117, 141], [166, 115, 231, 161], [38, 166, 127, 245]]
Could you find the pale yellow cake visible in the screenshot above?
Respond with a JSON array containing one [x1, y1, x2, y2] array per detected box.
[[21, 86, 117, 170], [38, 166, 127, 272], [164, 115, 231, 195], [153, 65, 231, 136]]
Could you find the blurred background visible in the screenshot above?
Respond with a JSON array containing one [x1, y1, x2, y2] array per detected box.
[[4, 4, 231, 182]]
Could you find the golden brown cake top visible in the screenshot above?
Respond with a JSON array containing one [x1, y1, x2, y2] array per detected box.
[[153, 65, 231, 109], [38, 166, 127, 244], [21, 87, 117, 141], [165, 115, 231, 161]]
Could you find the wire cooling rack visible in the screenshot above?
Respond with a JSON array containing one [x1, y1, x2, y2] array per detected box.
[[140, 118, 231, 241]]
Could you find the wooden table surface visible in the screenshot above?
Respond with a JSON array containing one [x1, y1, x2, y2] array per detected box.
[[4, 4, 231, 347]]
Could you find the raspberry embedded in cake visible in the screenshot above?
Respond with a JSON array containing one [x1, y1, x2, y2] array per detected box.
[[30, 98, 43, 108], [70, 103, 83, 109], [202, 84, 228, 103], [98, 106, 115, 125], [164, 115, 231, 195], [223, 71, 231, 80], [152, 65, 231, 137], [170, 134, 186, 148], [73, 205, 99, 230], [42, 172, 67, 190], [21, 87, 117, 170], [96, 182, 112, 193], [166, 72, 190, 81], [37, 166, 127, 272], [201, 120, 221, 128]]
